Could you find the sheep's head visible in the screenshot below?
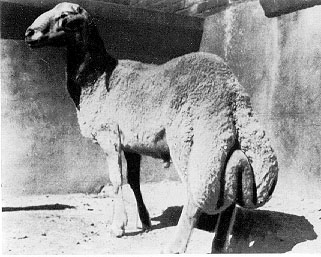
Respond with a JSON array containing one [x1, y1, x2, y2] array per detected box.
[[25, 2, 89, 48]]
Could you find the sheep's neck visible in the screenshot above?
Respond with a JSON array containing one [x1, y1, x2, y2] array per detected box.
[[66, 27, 117, 109]]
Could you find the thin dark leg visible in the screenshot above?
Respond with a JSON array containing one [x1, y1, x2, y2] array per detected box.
[[212, 203, 237, 253], [124, 151, 151, 230]]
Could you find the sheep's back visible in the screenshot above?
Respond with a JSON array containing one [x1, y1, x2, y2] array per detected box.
[[78, 52, 245, 143], [111, 52, 243, 118]]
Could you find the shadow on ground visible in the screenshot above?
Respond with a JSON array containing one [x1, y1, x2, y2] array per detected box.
[[2, 204, 75, 212], [151, 206, 182, 229], [151, 206, 317, 253], [230, 208, 317, 253], [151, 206, 219, 231]]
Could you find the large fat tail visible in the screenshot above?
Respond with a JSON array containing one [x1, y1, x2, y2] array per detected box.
[[225, 93, 278, 208]]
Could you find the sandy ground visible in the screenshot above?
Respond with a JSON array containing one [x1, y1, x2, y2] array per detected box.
[[2, 180, 321, 254]]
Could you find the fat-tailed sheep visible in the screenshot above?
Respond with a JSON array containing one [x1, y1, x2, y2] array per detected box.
[[25, 2, 278, 253]]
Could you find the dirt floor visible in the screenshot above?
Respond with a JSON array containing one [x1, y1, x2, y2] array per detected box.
[[2, 180, 321, 254]]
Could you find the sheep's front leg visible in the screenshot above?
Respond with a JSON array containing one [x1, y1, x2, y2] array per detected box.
[[108, 150, 128, 237], [96, 128, 128, 237], [124, 151, 151, 231]]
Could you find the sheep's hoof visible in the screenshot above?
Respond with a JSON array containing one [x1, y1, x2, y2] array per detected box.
[[141, 224, 152, 233], [135, 216, 152, 231], [109, 225, 125, 238], [136, 223, 151, 231]]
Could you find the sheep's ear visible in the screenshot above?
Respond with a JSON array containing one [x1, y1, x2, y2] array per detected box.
[[61, 14, 86, 31], [77, 6, 84, 14]]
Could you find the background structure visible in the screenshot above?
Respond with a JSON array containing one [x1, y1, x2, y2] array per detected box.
[[1, 0, 320, 200]]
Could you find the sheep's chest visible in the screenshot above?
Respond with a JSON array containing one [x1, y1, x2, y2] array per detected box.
[[77, 83, 111, 142], [77, 107, 100, 142]]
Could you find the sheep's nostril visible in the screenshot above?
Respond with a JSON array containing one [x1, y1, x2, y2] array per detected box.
[[25, 28, 35, 38]]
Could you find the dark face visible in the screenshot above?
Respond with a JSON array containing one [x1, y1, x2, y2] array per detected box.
[[25, 2, 87, 48]]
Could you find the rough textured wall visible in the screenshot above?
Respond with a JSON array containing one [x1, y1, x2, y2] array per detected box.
[[1, 39, 181, 197], [1, 0, 203, 197], [200, 2, 321, 198], [2, 1, 320, 197], [1, 42, 108, 196]]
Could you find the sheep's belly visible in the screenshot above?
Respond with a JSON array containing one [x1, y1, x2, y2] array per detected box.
[[77, 106, 170, 160], [122, 137, 170, 160]]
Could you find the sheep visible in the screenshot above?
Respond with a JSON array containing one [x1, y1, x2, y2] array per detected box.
[[25, 2, 278, 253]]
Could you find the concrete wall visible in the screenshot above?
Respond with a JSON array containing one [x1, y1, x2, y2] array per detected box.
[[1, 42, 107, 196], [0, 1, 203, 63], [200, 2, 321, 198], [2, 0, 321, 198], [1, 2, 203, 197], [1, 39, 183, 197]]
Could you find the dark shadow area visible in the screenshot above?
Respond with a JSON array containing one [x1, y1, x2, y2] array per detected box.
[[147, 205, 317, 253], [197, 212, 219, 232], [151, 206, 182, 230], [150, 205, 219, 232], [125, 205, 218, 237], [223, 208, 318, 253], [124, 206, 182, 237], [123, 230, 144, 237], [2, 204, 75, 212]]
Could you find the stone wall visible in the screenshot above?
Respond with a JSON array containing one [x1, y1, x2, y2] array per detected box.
[[200, 1, 321, 198], [1, 1, 201, 197], [1, 0, 320, 198]]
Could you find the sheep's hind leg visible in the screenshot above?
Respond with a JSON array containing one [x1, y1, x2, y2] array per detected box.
[[162, 195, 201, 253], [124, 151, 151, 231], [212, 203, 237, 253]]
